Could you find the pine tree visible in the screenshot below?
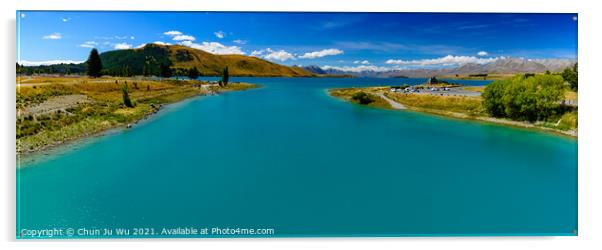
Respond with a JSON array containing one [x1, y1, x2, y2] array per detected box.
[[221, 66, 229, 86], [86, 48, 103, 78], [122, 65, 131, 77], [187, 67, 200, 79], [122, 82, 134, 108], [159, 63, 172, 78]]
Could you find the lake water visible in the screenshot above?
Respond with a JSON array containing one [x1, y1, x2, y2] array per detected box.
[[17, 77, 577, 238]]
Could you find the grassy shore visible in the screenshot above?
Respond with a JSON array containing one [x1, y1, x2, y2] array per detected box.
[[329, 86, 577, 137], [17, 76, 257, 155]]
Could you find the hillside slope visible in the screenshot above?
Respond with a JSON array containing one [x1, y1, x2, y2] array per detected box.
[[99, 44, 313, 77]]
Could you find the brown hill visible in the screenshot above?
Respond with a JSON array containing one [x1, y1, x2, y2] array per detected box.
[[99, 44, 313, 77]]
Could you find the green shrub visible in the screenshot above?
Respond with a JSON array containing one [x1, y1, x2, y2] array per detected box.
[[482, 74, 565, 122], [561, 63, 578, 90], [482, 80, 506, 117], [352, 91, 375, 105], [556, 111, 578, 130]]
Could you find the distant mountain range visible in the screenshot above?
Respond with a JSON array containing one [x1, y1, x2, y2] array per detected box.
[[303, 58, 576, 78]]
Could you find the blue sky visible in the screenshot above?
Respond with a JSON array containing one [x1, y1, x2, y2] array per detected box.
[[16, 11, 577, 70]]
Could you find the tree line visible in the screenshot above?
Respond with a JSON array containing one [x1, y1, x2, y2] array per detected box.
[[16, 62, 86, 75], [86, 48, 204, 79]]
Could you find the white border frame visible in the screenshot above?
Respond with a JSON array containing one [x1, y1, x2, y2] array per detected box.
[[3, 0, 602, 249]]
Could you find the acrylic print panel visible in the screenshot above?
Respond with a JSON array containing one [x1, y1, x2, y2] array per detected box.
[[16, 11, 578, 238]]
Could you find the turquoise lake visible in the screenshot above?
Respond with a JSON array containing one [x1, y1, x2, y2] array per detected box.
[[17, 77, 577, 238]]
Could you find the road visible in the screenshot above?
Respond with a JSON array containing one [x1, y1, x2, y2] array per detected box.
[[376, 92, 406, 109]]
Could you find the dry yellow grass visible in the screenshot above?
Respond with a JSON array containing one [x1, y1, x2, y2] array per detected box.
[[385, 92, 485, 116], [17, 77, 208, 108], [17, 76, 81, 85], [564, 90, 578, 101], [462, 86, 486, 93]]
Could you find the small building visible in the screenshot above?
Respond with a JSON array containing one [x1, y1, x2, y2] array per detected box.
[[426, 77, 449, 85]]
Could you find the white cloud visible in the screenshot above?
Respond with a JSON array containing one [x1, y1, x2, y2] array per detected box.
[[20, 13, 26, 18], [42, 33, 62, 40], [477, 51, 489, 56], [114, 42, 133, 50], [233, 39, 247, 44], [386, 55, 499, 67], [61, 17, 71, 22], [353, 60, 370, 64], [322, 65, 394, 73], [265, 49, 295, 61], [251, 48, 295, 62], [130, 36, 135, 40], [250, 50, 264, 57], [135, 41, 172, 48], [180, 41, 244, 55], [164, 30, 195, 41], [19, 60, 85, 66], [298, 48, 344, 59], [153, 41, 171, 46], [173, 35, 196, 41], [214, 31, 225, 39], [251, 48, 343, 62], [163, 30, 182, 36], [79, 41, 98, 48]]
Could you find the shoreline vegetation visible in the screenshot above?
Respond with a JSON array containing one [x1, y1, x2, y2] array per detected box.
[[17, 75, 258, 156], [329, 75, 578, 138]]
